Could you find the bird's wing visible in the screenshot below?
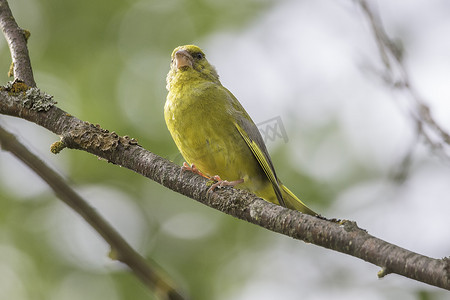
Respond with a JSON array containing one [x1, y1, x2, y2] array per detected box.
[[234, 118, 286, 207], [216, 86, 285, 207]]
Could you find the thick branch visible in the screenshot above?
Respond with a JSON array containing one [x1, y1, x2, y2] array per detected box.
[[0, 124, 185, 300], [0, 0, 35, 86], [1, 89, 448, 290]]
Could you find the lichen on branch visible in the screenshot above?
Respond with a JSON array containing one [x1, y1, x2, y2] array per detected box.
[[1, 80, 56, 111]]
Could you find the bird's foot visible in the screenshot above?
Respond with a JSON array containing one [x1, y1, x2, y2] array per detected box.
[[181, 162, 209, 178], [207, 175, 244, 195]]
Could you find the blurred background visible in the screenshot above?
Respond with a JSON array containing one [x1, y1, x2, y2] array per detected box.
[[1, 0, 450, 299]]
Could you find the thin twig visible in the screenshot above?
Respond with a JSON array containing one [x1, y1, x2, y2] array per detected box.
[[357, 0, 450, 160], [0, 0, 35, 87], [0, 124, 185, 300]]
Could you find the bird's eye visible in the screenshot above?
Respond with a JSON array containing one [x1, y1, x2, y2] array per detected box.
[[194, 52, 204, 60]]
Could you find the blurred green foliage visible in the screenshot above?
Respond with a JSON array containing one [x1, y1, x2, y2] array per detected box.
[[0, 0, 331, 299]]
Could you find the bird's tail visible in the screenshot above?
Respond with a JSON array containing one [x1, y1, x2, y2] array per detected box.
[[280, 184, 317, 216]]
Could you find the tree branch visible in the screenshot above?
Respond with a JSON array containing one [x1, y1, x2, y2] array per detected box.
[[1, 88, 449, 290], [357, 0, 450, 160], [0, 123, 185, 300], [0, 0, 35, 87]]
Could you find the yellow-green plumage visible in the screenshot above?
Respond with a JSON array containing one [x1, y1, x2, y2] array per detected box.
[[165, 45, 316, 215]]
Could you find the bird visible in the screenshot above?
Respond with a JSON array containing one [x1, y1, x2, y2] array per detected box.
[[164, 45, 316, 216]]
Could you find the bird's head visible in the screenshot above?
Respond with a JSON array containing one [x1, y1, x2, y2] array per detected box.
[[166, 45, 220, 90]]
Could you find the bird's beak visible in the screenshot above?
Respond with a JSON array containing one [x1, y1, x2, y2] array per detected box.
[[174, 50, 193, 69]]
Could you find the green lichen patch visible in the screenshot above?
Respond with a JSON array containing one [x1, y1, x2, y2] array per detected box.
[[22, 87, 56, 112], [1, 80, 29, 93], [50, 140, 66, 154], [1, 81, 56, 112]]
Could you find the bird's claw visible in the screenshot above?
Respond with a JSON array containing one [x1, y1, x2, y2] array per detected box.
[[181, 162, 209, 178], [180, 164, 244, 194], [207, 176, 244, 195]]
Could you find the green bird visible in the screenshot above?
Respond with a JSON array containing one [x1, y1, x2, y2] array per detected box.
[[165, 45, 316, 215]]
